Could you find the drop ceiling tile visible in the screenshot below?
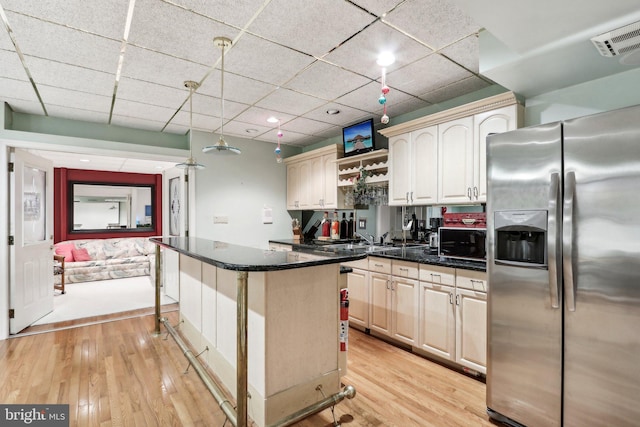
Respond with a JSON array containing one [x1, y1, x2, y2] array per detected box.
[[350, 0, 406, 16], [0, 78, 44, 105], [324, 21, 432, 79], [27, 58, 115, 97], [314, 125, 342, 140], [303, 102, 370, 126], [440, 34, 479, 73], [45, 104, 110, 124], [233, 106, 296, 129], [171, 109, 217, 132], [197, 70, 277, 105], [0, 49, 28, 80], [163, 121, 190, 135], [335, 81, 414, 115], [6, 12, 122, 73], [220, 119, 273, 139], [419, 75, 491, 103], [386, 54, 473, 96], [38, 85, 111, 114], [247, 0, 376, 57], [117, 77, 187, 108], [0, 21, 13, 50], [285, 61, 372, 100], [223, 34, 316, 86], [189, 94, 250, 121], [128, 0, 240, 65], [383, 96, 432, 118], [120, 45, 211, 89], [168, 0, 268, 28], [255, 88, 326, 116], [255, 127, 310, 145], [112, 98, 176, 123], [383, 0, 480, 50], [281, 117, 335, 136], [2, 0, 130, 40]]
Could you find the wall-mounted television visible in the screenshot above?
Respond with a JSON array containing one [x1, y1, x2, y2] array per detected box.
[[342, 118, 375, 157]]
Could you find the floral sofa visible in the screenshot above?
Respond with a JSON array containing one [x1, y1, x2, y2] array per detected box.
[[54, 237, 157, 283]]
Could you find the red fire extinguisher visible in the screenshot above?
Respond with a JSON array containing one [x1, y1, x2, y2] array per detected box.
[[340, 289, 349, 352]]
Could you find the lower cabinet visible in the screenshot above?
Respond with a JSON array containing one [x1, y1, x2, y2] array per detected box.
[[418, 266, 487, 374], [455, 287, 487, 373], [345, 256, 487, 374], [346, 268, 369, 329]]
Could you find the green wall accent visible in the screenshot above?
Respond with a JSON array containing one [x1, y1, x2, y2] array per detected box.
[[4, 108, 187, 150]]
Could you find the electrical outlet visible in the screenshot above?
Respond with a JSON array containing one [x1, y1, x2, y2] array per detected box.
[[213, 216, 228, 224]]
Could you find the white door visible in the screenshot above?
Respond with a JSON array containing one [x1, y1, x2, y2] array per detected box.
[[163, 168, 187, 301], [9, 149, 54, 333], [438, 117, 474, 204]]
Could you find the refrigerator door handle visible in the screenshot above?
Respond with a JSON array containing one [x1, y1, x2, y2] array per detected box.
[[548, 172, 561, 309], [563, 171, 577, 312]]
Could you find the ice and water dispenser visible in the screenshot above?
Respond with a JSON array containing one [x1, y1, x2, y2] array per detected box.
[[494, 210, 547, 267]]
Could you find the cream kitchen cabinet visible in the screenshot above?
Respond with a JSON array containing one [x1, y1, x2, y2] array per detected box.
[[417, 265, 487, 374], [437, 116, 474, 204], [346, 267, 369, 329], [388, 126, 437, 206], [473, 104, 520, 202], [285, 145, 343, 210], [380, 91, 522, 206], [454, 269, 487, 374], [369, 257, 419, 346], [417, 265, 456, 360]]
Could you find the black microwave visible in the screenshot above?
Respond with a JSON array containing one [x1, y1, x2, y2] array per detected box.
[[438, 227, 487, 261]]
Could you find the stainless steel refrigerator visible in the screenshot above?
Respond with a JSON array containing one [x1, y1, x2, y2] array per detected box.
[[485, 105, 640, 427]]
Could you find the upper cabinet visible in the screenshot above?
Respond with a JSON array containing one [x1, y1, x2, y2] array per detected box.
[[388, 126, 437, 206], [284, 145, 343, 210], [379, 92, 523, 206]]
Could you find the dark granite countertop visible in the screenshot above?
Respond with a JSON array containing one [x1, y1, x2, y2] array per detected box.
[[269, 239, 486, 272], [152, 237, 366, 272]]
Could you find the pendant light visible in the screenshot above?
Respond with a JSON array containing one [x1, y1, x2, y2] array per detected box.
[[176, 80, 206, 169], [203, 36, 241, 155]]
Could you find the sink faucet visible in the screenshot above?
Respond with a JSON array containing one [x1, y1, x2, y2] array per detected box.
[[356, 232, 375, 245]]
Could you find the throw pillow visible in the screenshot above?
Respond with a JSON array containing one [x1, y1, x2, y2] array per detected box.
[[71, 247, 92, 262], [55, 243, 76, 262]]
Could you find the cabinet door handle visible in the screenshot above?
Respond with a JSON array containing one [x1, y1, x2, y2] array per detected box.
[[449, 293, 453, 305], [399, 267, 409, 272], [455, 294, 460, 305], [386, 280, 391, 290], [375, 263, 384, 268], [406, 192, 409, 203], [470, 279, 485, 291], [473, 186, 478, 199], [410, 191, 414, 203], [467, 187, 472, 200], [391, 281, 395, 291]]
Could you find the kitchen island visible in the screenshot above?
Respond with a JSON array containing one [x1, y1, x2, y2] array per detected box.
[[150, 237, 366, 427]]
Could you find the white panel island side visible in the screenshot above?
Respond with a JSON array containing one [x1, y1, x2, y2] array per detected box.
[[150, 237, 365, 427]]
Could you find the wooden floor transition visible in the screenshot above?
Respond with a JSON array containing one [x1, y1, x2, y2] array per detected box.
[[1, 310, 497, 426]]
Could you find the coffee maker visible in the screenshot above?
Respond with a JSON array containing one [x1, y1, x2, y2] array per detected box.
[[429, 217, 443, 249]]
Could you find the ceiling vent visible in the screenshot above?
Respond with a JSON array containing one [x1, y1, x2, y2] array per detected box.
[[591, 20, 640, 57]]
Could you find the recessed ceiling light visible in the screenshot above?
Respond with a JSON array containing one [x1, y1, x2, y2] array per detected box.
[[377, 51, 396, 67], [245, 128, 259, 134], [267, 117, 279, 123], [79, 159, 90, 162], [326, 109, 340, 115]]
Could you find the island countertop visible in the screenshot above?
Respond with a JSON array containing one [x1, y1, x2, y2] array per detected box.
[[151, 236, 366, 272]]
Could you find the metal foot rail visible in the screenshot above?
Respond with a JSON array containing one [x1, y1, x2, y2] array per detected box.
[[161, 317, 238, 426], [269, 385, 356, 427]]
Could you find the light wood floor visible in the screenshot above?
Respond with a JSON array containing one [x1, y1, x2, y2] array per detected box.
[[1, 311, 497, 427]]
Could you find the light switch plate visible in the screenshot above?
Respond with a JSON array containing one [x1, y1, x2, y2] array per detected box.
[[213, 216, 228, 224]]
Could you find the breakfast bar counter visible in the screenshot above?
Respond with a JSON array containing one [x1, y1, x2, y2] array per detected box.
[[150, 237, 366, 427]]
